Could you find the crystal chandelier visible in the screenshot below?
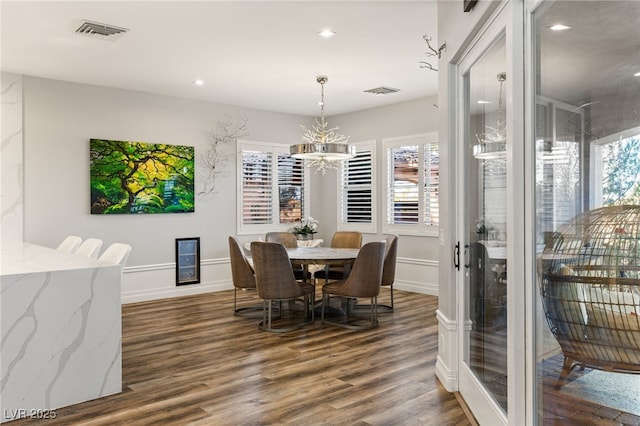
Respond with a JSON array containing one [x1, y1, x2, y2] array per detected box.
[[290, 75, 355, 175], [473, 72, 507, 159]]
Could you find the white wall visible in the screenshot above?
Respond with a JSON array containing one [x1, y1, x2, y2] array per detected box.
[[21, 76, 310, 302], [18, 75, 438, 302], [326, 97, 441, 295]]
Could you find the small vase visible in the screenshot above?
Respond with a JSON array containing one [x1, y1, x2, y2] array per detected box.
[[296, 233, 314, 241]]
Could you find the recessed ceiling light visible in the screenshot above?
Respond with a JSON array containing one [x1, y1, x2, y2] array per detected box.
[[318, 29, 335, 38], [193, 80, 204, 86], [549, 24, 571, 31], [634, 72, 640, 77], [477, 100, 491, 104]]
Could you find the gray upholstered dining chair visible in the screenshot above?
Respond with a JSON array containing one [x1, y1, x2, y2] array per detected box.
[[264, 231, 311, 282], [380, 234, 398, 311], [265, 232, 298, 248], [355, 234, 398, 313], [321, 240, 386, 330], [251, 241, 315, 332], [314, 231, 362, 283], [228, 236, 262, 316]]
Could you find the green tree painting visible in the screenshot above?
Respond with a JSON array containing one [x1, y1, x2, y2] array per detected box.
[[90, 139, 195, 214]]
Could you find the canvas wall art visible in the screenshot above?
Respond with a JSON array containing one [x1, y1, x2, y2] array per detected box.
[[90, 139, 195, 214]]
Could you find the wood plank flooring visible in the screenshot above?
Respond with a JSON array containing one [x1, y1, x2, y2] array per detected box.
[[9, 289, 472, 425], [539, 354, 640, 425]]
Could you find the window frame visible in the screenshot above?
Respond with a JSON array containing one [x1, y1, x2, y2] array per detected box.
[[236, 139, 310, 235], [382, 132, 439, 236], [336, 140, 377, 233], [589, 125, 640, 209]]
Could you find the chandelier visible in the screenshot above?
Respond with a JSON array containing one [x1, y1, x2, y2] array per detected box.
[[473, 72, 507, 159], [290, 75, 355, 174]]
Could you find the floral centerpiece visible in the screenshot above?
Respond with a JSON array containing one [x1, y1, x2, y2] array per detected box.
[[290, 217, 319, 240]]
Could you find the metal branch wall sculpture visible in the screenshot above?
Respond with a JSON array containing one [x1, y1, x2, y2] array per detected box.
[[420, 35, 446, 72], [198, 115, 248, 195]]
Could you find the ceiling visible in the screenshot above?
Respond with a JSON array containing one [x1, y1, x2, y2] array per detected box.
[[537, 0, 640, 108], [0, 1, 439, 117]]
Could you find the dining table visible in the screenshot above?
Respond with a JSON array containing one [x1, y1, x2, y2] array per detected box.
[[286, 246, 360, 282], [285, 246, 360, 316]]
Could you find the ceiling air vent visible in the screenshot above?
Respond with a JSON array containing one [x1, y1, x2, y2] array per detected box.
[[364, 86, 400, 95], [75, 20, 129, 40]]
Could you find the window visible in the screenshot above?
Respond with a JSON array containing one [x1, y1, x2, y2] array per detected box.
[[337, 141, 376, 233], [237, 141, 308, 234], [383, 133, 439, 235], [591, 127, 640, 208], [535, 100, 583, 234]]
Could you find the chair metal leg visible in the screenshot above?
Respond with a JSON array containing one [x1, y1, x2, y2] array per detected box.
[[233, 287, 264, 317], [258, 296, 315, 333], [353, 285, 393, 313], [371, 296, 378, 327], [321, 295, 379, 331]]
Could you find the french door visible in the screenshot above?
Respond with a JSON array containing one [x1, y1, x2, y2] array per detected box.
[[455, 3, 526, 425]]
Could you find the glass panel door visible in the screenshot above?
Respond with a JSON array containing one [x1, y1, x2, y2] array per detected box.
[[458, 30, 509, 425], [532, 1, 640, 423]]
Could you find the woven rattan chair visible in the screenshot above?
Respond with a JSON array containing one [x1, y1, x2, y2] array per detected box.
[[265, 232, 311, 282], [265, 232, 298, 248], [315, 231, 363, 283], [251, 241, 315, 332], [229, 236, 263, 316], [379, 234, 398, 311], [354, 234, 398, 313], [321, 240, 386, 330], [540, 205, 640, 389]]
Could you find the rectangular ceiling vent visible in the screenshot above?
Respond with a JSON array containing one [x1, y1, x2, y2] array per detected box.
[[75, 20, 129, 41], [364, 86, 400, 95]]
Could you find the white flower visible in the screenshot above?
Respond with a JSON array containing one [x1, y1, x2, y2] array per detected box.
[[290, 217, 319, 234]]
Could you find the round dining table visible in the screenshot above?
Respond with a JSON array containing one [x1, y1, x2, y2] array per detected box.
[[286, 246, 360, 316], [286, 247, 359, 266], [286, 246, 360, 283]]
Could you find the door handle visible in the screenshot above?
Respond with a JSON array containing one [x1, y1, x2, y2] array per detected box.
[[454, 242, 460, 270]]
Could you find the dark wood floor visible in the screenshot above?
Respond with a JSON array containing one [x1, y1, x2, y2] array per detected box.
[[539, 355, 640, 426], [9, 288, 472, 425]]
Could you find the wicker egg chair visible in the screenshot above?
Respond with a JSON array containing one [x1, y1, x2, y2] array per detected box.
[[540, 205, 640, 389]]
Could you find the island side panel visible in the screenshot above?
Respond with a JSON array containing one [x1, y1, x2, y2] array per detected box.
[[1, 264, 121, 422]]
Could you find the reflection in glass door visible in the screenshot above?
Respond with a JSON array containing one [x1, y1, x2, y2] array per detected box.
[[532, 1, 640, 423], [459, 33, 509, 420]]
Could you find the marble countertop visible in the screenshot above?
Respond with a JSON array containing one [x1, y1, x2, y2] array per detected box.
[[1, 242, 111, 276]]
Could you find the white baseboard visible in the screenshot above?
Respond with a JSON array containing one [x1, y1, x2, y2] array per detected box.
[[122, 281, 233, 304], [436, 355, 458, 391], [120, 256, 439, 303], [435, 309, 458, 392], [395, 281, 438, 295], [396, 257, 438, 296]]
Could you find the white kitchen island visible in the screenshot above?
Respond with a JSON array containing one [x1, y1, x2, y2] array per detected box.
[[1, 242, 122, 423]]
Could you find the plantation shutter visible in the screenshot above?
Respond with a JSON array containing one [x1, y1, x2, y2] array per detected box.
[[241, 150, 272, 224], [383, 133, 439, 235], [388, 145, 419, 224], [340, 150, 373, 224], [277, 155, 305, 224], [424, 143, 440, 226]]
